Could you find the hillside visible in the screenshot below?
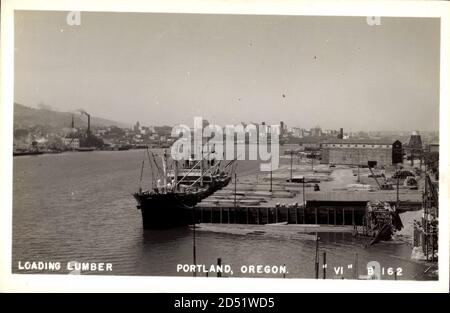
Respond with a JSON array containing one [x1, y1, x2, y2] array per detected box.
[[13, 103, 130, 130]]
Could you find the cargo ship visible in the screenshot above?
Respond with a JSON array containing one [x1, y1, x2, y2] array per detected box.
[[133, 149, 236, 229]]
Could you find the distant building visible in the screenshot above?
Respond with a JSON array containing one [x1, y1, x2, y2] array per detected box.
[[407, 131, 423, 155], [140, 126, 154, 135], [323, 129, 337, 136], [310, 126, 322, 137], [302, 129, 312, 137], [290, 127, 303, 138], [134, 121, 141, 132], [392, 140, 403, 164], [403, 131, 423, 165], [427, 143, 439, 153], [321, 139, 398, 166], [96, 129, 107, 136], [280, 121, 287, 137], [259, 122, 269, 134], [295, 137, 322, 151], [63, 137, 80, 149]]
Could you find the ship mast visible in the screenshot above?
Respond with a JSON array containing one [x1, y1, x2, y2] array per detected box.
[[200, 146, 204, 187], [173, 159, 178, 191], [162, 150, 168, 188]]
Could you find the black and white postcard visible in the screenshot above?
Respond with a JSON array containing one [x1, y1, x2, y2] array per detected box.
[[0, 0, 448, 293]]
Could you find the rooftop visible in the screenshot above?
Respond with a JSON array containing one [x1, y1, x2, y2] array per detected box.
[[322, 139, 395, 145]]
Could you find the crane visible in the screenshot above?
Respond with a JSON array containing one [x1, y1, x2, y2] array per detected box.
[[368, 166, 394, 190]]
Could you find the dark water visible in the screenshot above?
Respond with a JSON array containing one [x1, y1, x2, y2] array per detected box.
[[12, 150, 431, 280]]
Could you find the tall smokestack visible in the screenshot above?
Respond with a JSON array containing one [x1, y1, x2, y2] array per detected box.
[[87, 114, 90, 136], [71, 114, 74, 129], [78, 109, 91, 137], [338, 128, 344, 139]]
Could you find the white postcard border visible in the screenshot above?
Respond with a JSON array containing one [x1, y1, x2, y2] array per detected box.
[[1, 0, 449, 293]]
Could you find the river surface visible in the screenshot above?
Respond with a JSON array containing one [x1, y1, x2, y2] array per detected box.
[[12, 149, 432, 280]]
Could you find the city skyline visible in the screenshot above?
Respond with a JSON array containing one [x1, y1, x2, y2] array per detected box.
[[14, 12, 440, 132], [13, 102, 440, 135]]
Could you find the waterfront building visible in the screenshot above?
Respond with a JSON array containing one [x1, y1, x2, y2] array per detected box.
[[321, 139, 399, 166], [63, 137, 80, 149]]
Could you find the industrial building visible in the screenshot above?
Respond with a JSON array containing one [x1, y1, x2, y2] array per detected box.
[[63, 137, 80, 149], [320, 140, 402, 166], [392, 140, 403, 164], [407, 131, 423, 154], [426, 143, 439, 153]]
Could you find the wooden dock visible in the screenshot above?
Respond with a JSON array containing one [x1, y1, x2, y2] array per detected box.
[[194, 203, 365, 226], [193, 163, 422, 227]]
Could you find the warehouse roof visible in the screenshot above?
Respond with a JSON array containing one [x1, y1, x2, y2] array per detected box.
[[322, 139, 395, 145]]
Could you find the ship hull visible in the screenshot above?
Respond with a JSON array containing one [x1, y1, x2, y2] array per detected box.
[[134, 177, 231, 229], [76, 147, 95, 152]]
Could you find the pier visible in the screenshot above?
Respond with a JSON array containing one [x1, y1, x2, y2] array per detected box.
[[193, 161, 422, 227], [194, 201, 418, 227], [194, 204, 364, 226]]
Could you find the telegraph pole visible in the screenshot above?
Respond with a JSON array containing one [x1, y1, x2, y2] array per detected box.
[[234, 173, 237, 209], [396, 174, 400, 208], [192, 206, 196, 277], [302, 177, 306, 207], [270, 161, 273, 193], [315, 233, 320, 279], [290, 150, 293, 182], [357, 152, 360, 183]]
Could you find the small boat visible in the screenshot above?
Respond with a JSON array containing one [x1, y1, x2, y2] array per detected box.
[[117, 145, 130, 151], [13, 150, 44, 156], [76, 147, 95, 152], [133, 145, 148, 149]]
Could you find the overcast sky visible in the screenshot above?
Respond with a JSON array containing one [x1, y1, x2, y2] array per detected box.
[[14, 11, 440, 131]]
